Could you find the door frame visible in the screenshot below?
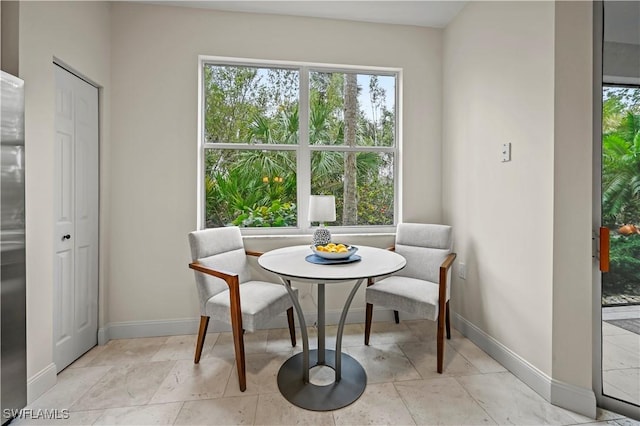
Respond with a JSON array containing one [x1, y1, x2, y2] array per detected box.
[[52, 59, 101, 370], [592, 2, 640, 419]]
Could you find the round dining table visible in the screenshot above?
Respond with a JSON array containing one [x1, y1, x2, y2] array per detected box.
[[258, 245, 406, 411]]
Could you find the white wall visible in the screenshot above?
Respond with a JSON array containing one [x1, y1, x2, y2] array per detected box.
[[19, 1, 111, 401], [552, 0, 593, 393], [108, 3, 443, 326], [443, 1, 596, 415], [443, 1, 556, 375]]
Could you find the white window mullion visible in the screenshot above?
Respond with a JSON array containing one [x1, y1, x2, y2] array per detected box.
[[203, 143, 298, 151], [394, 71, 402, 225], [298, 67, 311, 234], [309, 145, 395, 153], [197, 58, 206, 229]]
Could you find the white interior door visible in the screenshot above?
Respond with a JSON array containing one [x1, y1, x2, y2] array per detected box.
[[53, 65, 99, 372]]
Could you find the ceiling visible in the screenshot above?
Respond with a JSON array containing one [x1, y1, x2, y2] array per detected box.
[[604, 1, 640, 45], [150, 1, 467, 28]]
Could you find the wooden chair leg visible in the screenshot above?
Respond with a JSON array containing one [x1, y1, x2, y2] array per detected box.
[[365, 278, 374, 345], [437, 311, 445, 373], [227, 280, 246, 392], [393, 310, 400, 324], [364, 303, 373, 345], [286, 307, 296, 347], [445, 300, 451, 340], [194, 316, 209, 364], [230, 315, 246, 392]]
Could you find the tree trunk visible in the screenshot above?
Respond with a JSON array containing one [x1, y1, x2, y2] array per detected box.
[[343, 74, 358, 225]]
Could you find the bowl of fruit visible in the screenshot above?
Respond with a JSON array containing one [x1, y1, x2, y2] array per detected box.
[[311, 243, 358, 260]]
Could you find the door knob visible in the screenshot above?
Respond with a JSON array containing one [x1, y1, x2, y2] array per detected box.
[[62, 234, 71, 241]]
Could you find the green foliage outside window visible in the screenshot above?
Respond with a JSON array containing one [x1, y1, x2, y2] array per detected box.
[[604, 235, 640, 300], [202, 63, 396, 228]]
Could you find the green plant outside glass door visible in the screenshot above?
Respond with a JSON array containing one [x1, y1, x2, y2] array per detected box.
[[601, 86, 640, 307]]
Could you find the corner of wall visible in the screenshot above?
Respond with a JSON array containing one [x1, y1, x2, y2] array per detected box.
[[550, 379, 597, 419]]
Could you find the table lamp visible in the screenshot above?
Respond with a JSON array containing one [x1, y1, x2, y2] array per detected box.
[[309, 195, 336, 246]]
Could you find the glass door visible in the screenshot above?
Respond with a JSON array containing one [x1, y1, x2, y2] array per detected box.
[[596, 2, 640, 418], [600, 84, 640, 408]]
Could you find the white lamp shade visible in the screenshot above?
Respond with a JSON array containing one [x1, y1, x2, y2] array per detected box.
[[308, 195, 336, 223]]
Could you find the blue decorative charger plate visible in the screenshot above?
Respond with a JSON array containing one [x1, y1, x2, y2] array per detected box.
[[305, 254, 362, 265]]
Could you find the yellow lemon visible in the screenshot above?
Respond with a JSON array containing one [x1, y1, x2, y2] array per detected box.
[[336, 243, 346, 249], [316, 246, 326, 252], [328, 248, 337, 253], [327, 243, 336, 248], [337, 247, 348, 253]]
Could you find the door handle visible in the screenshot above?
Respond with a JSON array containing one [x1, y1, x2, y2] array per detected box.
[[599, 227, 609, 272], [62, 234, 71, 241]]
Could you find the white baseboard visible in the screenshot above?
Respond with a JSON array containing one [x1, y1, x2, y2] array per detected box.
[[551, 378, 597, 419], [99, 318, 201, 343], [27, 363, 57, 404], [452, 312, 596, 419], [97, 307, 400, 344], [97, 326, 110, 345]]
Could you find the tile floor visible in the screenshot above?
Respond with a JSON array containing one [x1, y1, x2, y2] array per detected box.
[[14, 320, 639, 426], [602, 318, 640, 406]]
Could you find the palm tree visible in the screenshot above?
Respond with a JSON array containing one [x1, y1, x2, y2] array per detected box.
[[343, 74, 358, 225], [602, 111, 640, 227]]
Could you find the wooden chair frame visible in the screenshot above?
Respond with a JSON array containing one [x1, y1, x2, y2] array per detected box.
[[189, 250, 296, 392], [365, 246, 456, 374]]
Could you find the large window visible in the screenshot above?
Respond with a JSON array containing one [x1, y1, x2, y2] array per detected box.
[[199, 58, 400, 233]]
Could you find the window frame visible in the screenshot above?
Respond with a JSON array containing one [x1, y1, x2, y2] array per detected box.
[[197, 55, 403, 235]]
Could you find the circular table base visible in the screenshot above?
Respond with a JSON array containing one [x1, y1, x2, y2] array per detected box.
[[277, 349, 367, 411]]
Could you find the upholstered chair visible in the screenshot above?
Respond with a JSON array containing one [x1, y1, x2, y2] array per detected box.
[[364, 223, 456, 373], [188, 226, 297, 391]]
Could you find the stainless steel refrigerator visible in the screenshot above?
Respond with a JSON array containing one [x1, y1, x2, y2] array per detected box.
[[0, 70, 27, 424]]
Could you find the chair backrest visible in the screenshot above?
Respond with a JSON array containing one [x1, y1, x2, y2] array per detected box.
[[394, 223, 452, 283], [188, 227, 252, 312]]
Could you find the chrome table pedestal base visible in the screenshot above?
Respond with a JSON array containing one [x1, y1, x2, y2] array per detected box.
[[277, 349, 366, 411]]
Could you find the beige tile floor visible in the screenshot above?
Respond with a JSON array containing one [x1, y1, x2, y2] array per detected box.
[[602, 321, 640, 406], [14, 320, 638, 426]]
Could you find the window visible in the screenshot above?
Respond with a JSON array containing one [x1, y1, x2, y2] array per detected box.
[[198, 57, 400, 233]]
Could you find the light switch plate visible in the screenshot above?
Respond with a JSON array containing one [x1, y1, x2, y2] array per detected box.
[[501, 143, 511, 162]]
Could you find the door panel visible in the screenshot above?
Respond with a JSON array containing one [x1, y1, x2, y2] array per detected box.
[[53, 78, 75, 365], [53, 65, 99, 372], [75, 245, 90, 331], [54, 132, 73, 250], [73, 71, 99, 359], [53, 250, 73, 345]]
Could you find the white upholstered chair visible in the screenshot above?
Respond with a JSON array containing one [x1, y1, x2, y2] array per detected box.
[[365, 223, 456, 373], [188, 226, 296, 392]]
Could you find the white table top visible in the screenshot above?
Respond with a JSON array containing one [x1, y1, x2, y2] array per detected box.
[[258, 245, 406, 283]]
